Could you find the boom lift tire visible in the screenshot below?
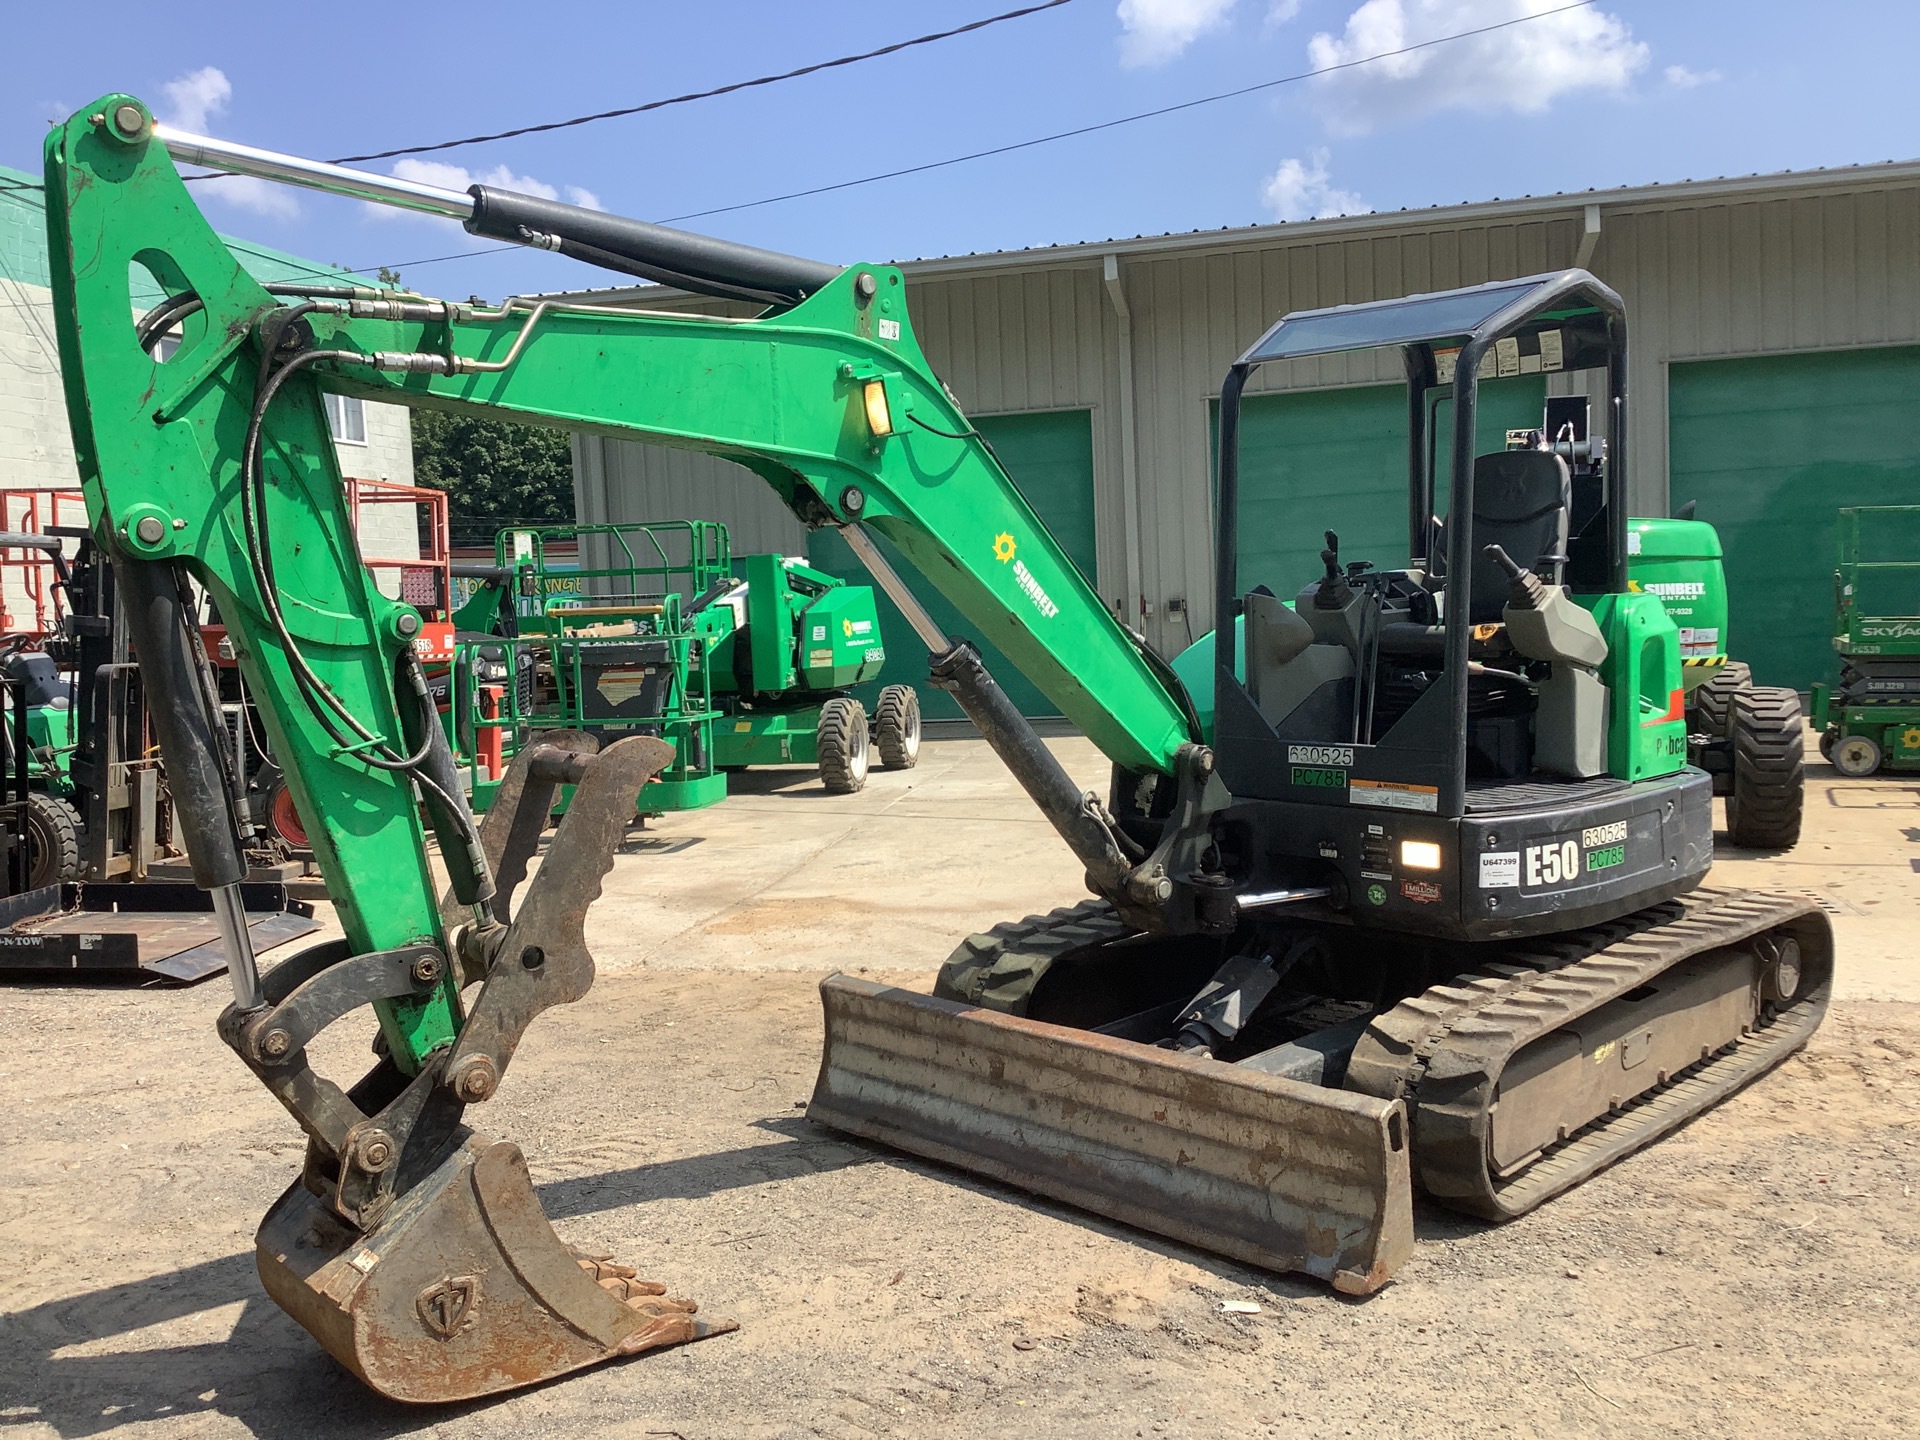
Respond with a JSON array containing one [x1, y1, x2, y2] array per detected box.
[[23, 793, 82, 888], [817, 697, 870, 793], [873, 684, 922, 770], [1691, 660, 1751, 739], [1831, 733, 1882, 777], [1725, 686, 1806, 848]]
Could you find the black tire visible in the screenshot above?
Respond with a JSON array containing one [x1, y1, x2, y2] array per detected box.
[[23, 793, 82, 889], [873, 684, 922, 770], [1691, 660, 1751, 739], [817, 697, 870, 794], [1725, 686, 1804, 849], [1818, 728, 1837, 763]]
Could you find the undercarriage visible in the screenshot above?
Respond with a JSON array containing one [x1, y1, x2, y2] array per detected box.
[[812, 886, 1830, 1291]]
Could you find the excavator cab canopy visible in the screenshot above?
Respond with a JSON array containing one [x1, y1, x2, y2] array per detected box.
[[1212, 270, 1638, 824]]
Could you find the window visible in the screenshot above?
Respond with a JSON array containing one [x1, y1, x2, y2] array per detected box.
[[324, 392, 367, 445]]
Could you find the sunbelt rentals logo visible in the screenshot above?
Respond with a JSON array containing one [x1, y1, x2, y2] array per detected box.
[[1628, 580, 1707, 600], [995, 532, 1059, 620]]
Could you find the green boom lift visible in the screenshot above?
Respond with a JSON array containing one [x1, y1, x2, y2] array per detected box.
[[44, 98, 1831, 1403], [454, 519, 917, 812]]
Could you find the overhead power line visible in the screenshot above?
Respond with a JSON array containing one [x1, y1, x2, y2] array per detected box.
[[661, 0, 1601, 224], [351, 0, 1599, 275], [327, 0, 1077, 165]]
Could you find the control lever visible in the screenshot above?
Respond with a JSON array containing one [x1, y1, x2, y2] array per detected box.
[[1314, 530, 1355, 610], [1483, 543, 1549, 610]]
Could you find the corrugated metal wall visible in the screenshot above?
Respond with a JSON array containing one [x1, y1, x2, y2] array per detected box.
[[574, 170, 1920, 661]]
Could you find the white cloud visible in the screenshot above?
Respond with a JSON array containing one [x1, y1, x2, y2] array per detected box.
[[1263, 149, 1368, 221], [372, 158, 600, 226], [1665, 64, 1720, 89], [155, 66, 299, 220], [1117, 0, 1238, 67], [1266, 0, 1302, 26], [158, 66, 231, 134], [391, 157, 560, 201], [210, 174, 301, 220], [1306, 0, 1649, 137]]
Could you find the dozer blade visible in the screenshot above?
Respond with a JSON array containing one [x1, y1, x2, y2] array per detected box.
[[809, 976, 1414, 1294], [257, 1127, 735, 1403]]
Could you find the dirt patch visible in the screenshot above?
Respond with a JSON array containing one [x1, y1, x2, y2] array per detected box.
[[3, 969, 1917, 1440]]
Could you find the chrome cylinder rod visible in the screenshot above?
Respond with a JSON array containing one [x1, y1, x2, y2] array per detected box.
[[152, 124, 474, 220], [837, 524, 950, 652], [211, 881, 265, 1011], [1236, 885, 1335, 911]]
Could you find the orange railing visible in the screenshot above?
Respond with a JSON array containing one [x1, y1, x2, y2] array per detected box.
[[0, 489, 86, 641]]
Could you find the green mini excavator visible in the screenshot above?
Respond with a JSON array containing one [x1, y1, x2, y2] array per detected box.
[[43, 96, 1831, 1403]]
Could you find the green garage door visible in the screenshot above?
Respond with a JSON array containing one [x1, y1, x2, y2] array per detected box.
[[807, 408, 1097, 719], [1229, 375, 1548, 597], [1669, 347, 1920, 691]]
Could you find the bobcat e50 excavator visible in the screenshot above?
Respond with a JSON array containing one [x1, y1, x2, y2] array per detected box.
[[43, 96, 1831, 1403]]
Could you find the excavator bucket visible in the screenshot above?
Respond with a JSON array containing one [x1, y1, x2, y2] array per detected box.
[[257, 1132, 733, 1403], [809, 977, 1414, 1294], [244, 735, 736, 1402]]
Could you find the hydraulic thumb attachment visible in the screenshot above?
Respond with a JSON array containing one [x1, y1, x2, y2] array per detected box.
[[228, 736, 736, 1401]]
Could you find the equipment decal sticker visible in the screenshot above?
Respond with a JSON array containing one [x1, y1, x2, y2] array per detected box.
[[1524, 840, 1580, 887], [1350, 778, 1438, 813], [1400, 879, 1442, 904], [1365, 883, 1387, 906], [1479, 851, 1520, 888]]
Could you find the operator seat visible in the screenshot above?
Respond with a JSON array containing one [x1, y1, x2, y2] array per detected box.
[[1467, 451, 1571, 623]]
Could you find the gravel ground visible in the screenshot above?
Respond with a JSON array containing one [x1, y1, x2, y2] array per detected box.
[[3, 969, 1915, 1440], [4, 736, 1916, 1438]]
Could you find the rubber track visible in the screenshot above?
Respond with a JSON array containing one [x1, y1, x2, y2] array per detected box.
[[933, 899, 1134, 1012], [1345, 887, 1832, 1220]]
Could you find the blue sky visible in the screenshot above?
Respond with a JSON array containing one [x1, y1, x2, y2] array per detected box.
[[6, 1, 1916, 299]]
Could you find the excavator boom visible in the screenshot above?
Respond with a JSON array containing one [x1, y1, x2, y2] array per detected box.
[[40, 96, 1250, 1402]]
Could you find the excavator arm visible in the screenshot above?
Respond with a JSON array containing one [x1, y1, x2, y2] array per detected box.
[[42, 96, 1220, 1400]]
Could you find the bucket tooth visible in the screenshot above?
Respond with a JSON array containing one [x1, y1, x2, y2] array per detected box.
[[257, 1129, 734, 1403], [808, 976, 1414, 1293]]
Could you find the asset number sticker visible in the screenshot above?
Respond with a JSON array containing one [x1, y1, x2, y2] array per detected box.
[[1291, 766, 1346, 789], [1480, 851, 1520, 888], [1289, 744, 1354, 767]]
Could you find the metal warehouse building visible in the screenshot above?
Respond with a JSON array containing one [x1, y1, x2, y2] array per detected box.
[[572, 161, 1920, 714]]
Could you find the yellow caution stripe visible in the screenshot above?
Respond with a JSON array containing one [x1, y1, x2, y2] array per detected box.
[[1682, 655, 1729, 668]]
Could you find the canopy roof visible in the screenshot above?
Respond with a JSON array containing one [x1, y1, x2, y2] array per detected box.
[[1237, 270, 1612, 366]]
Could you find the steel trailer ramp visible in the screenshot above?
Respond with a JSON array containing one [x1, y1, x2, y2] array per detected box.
[[809, 976, 1414, 1294]]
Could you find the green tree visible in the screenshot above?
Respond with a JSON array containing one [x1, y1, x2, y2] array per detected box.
[[411, 410, 575, 548]]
